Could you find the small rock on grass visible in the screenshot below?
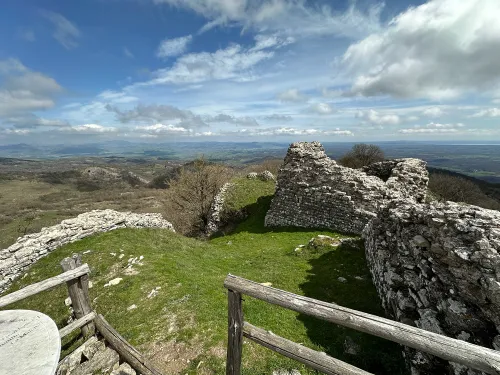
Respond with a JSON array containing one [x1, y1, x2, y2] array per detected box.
[[127, 304, 137, 311], [273, 370, 301, 375], [104, 278, 123, 287], [337, 277, 347, 283], [344, 336, 360, 355]]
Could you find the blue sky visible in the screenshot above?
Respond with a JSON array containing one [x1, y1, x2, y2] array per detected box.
[[1, 0, 500, 144]]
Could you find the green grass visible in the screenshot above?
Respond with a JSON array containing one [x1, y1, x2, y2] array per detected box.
[[1, 179, 406, 375]]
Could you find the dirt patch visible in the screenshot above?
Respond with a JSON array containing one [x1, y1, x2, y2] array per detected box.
[[145, 338, 203, 374]]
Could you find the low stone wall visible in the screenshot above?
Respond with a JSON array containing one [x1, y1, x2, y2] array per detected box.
[[0, 209, 175, 293], [265, 141, 428, 234], [364, 201, 500, 374]]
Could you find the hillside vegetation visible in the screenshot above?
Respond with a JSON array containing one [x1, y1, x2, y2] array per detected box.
[[2, 178, 405, 375]]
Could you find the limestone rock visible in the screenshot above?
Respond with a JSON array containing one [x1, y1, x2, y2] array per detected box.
[[205, 182, 234, 236], [343, 336, 360, 355], [364, 200, 500, 374], [110, 362, 136, 375], [265, 142, 428, 234], [104, 278, 123, 287], [272, 370, 301, 375]]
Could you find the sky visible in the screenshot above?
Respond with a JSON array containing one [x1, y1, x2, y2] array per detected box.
[[1, 0, 500, 144]]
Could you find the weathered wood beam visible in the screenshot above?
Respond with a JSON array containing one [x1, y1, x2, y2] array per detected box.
[[0, 264, 90, 308], [226, 290, 243, 375], [59, 311, 96, 338], [94, 314, 164, 375], [224, 274, 500, 375], [243, 322, 372, 375], [61, 255, 94, 336]]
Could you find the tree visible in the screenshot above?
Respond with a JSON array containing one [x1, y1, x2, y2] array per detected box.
[[338, 144, 385, 169], [164, 157, 233, 236]]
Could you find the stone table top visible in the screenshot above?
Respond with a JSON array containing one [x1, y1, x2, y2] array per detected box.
[[0, 310, 61, 375]]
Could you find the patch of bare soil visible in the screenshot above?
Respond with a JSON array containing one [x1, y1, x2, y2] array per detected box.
[[145, 338, 204, 374]]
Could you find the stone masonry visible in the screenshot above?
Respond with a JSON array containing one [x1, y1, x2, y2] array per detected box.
[[364, 200, 500, 375], [0, 209, 174, 293], [265, 141, 428, 234]]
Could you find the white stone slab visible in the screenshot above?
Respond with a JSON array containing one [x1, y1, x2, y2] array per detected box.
[[0, 310, 61, 375]]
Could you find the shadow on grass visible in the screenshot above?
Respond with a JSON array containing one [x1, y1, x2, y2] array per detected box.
[[297, 241, 408, 374]]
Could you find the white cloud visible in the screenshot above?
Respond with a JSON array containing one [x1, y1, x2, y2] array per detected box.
[[250, 34, 295, 51], [140, 43, 273, 85], [69, 124, 117, 133], [204, 113, 259, 127], [225, 126, 353, 137], [310, 102, 333, 115], [356, 109, 400, 125], [399, 122, 466, 134], [0, 58, 62, 117], [263, 114, 292, 122], [135, 123, 190, 134], [4, 115, 68, 129], [106, 103, 207, 128], [154, 0, 383, 40], [321, 88, 342, 98], [41, 11, 80, 49], [97, 90, 138, 104], [422, 107, 445, 117], [343, 0, 500, 100], [470, 108, 500, 117], [277, 89, 307, 103], [156, 35, 193, 59], [123, 47, 134, 58]]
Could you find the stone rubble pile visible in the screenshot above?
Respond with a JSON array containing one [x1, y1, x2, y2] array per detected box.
[[364, 200, 500, 374], [57, 336, 136, 375], [265, 142, 428, 234], [0, 209, 174, 293]]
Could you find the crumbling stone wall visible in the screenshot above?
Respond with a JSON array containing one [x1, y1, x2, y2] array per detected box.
[[364, 200, 500, 374], [265, 142, 428, 234], [0, 209, 174, 293]]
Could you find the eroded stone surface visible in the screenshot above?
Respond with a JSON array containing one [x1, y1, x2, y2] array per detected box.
[[0, 209, 175, 293], [265, 142, 428, 234], [205, 182, 234, 236], [364, 200, 500, 375]]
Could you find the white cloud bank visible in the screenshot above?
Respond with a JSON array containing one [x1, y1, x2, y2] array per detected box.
[[156, 35, 193, 58], [343, 0, 500, 100]]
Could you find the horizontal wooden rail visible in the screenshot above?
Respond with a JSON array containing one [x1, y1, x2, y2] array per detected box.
[[243, 322, 372, 375], [0, 264, 90, 308], [94, 314, 164, 375], [59, 311, 96, 338], [225, 274, 500, 375]]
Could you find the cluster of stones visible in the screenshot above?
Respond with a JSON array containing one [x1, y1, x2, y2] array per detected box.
[[57, 336, 136, 375], [246, 170, 276, 181], [0, 209, 174, 293], [205, 182, 234, 236], [364, 201, 500, 375], [265, 142, 428, 234]]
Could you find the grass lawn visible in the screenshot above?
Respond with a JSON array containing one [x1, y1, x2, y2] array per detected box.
[[2, 179, 406, 374]]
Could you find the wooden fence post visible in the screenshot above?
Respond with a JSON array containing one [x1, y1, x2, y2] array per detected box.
[[226, 289, 243, 375], [60, 254, 95, 337]]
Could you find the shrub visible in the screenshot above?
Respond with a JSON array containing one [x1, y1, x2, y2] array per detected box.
[[338, 144, 385, 169], [428, 173, 500, 210], [164, 158, 234, 236]]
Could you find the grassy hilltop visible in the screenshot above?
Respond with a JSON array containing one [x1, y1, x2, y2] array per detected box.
[[3, 178, 405, 374]]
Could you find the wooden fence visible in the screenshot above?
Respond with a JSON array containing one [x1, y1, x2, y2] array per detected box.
[[224, 274, 500, 375], [0, 253, 163, 375]]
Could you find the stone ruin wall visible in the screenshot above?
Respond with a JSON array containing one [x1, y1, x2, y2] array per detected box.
[[266, 141, 500, 374], [0, 209, 174, 293], [364, 201, 500, 375], [265, 141, 429, 234]]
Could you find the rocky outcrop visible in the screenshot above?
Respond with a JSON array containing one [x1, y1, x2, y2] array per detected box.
[[364, 200, 500, 375], [205, 182, 234, 236], [0, 210, 174, 293], [265, 142, 428, 234]]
